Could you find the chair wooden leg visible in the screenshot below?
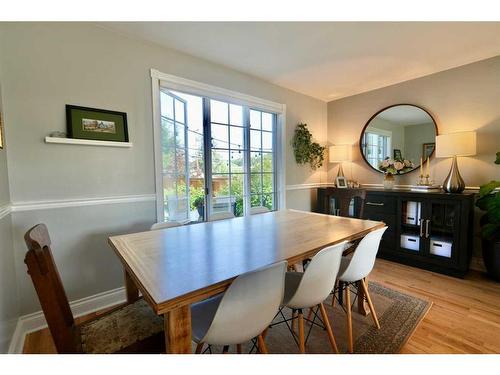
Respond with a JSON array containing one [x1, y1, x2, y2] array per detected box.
[[298, 310, 305, 354], [360, 279, 380, 329], [345, 284, 353, 353], [262, 327, 269, 340], [257, 334, 268, 354], [195, 343, 204, 354], [237, 344, 242, 354], [222, 345, 229, 354], [318, 303, 339, 353]]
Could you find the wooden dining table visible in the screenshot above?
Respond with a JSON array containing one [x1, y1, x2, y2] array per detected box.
[[108, 209, 385, 353]]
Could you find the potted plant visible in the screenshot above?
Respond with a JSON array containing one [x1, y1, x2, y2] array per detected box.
[[192, 196, 205, 219], [476, 152, 500, 281], [292, 123, 326, 170]]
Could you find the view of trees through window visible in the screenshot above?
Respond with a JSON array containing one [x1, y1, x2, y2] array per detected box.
[[159, 89, 277, 222]]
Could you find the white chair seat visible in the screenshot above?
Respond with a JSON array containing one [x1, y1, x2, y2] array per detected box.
[[191, 294, 223, 343], [191, 261, 286, 350], [283, 272, 303, 305]]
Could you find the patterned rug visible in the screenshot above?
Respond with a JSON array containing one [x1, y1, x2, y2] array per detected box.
[[205, 282, 431, 354]]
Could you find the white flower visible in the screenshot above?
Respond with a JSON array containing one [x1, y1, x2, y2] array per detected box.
[[403, 159, 412, 167], [381, 160, 390, 168], [394, 161, 404, 171]]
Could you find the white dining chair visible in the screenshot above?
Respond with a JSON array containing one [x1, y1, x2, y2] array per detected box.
[[336, 226, 388, 353], [191, 260, 287, 354], [271, 241, 347, 353], [150, 221, 183, 231], [209, 211, 235, 221], [250, 206, 270, 215]]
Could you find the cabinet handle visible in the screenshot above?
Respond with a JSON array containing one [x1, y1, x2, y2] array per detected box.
[[366, 202, 384, 206], [419, 219, 424, 237], [425, 219, 430, 238]]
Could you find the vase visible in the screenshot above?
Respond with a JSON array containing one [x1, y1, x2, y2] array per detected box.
[[383, 173, 395, 189]]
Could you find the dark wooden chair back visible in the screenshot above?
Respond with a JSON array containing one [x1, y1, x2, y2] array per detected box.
[[323, 188, 367, 218], [24, 224, 81, 353]]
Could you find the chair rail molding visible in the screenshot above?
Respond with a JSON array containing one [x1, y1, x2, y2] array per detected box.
[[286, 182, 335, 191], [0, 203, 12, 220], [10, 194, 156, 212]]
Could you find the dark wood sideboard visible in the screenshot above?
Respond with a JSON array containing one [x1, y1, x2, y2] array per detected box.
[[317, 187, 475, 277]]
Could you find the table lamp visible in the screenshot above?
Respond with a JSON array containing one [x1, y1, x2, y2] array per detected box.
[[435, 131, 476, 193], [329, 144, 351, 179]]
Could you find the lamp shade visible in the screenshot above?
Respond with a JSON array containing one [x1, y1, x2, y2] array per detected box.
[[329, 145, 351, 162], [435, 131, 476, 158]]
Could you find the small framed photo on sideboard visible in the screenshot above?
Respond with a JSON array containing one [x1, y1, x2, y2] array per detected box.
[[336, 176, 348, 188]]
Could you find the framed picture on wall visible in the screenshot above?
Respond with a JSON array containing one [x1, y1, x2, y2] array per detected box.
[[66, 105, 129, 142], [393, 149, 402, 160], [423, 143, 435, 159]]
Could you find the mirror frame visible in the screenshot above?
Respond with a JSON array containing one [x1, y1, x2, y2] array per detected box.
[[359, 103, 438, 175]]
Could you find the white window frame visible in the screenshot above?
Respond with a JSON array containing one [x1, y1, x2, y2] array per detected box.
[[150, 69, 287, 222]]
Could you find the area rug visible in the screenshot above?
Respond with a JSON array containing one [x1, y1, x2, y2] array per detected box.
[[205, 282, 432, 354]]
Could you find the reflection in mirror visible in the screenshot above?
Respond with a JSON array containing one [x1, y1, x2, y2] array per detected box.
[[360, 105, 437, 174]]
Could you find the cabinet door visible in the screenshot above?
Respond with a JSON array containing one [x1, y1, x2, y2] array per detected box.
[[423, 199, 461, 266], [398, 198, 427, 255]]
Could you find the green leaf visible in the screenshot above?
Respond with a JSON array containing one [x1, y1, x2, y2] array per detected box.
[[486, 194, 500, 224], [496, 151, 500, 165], [482, 222, 500, 240], [476, 194, 495, 211], [479, 180, 500, 198]]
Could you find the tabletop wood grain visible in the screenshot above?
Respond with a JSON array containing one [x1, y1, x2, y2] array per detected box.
[[108, 210, 385, 314]]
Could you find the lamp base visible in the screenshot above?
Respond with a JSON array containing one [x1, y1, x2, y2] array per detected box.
[[336, 163, 344, 178], [442, 155, 465, 193]]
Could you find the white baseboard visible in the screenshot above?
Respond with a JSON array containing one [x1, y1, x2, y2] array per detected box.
[[7, 286, 126, 354], [0, 319, 18, 353]]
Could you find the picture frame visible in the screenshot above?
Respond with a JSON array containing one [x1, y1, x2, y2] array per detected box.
[[0, 112, 4, 149], [393, 149, 402, 160], [336, 176, 348, 189], [422, 143, 435, 159], [66, 105, 129, 142]]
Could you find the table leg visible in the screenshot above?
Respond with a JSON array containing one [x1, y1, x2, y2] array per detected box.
[[165, 305, 192, 354], [124, 268, 139, 303], [357, 277, 370, 316]]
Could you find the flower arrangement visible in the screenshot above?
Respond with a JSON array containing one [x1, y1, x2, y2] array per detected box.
[[378, 158, 415, 175]]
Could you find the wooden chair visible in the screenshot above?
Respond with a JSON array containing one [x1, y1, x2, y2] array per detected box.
[[24, 224, 165, 353]]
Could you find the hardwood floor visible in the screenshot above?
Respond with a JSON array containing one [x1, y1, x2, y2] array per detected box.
[[22, 259, 500, 354]]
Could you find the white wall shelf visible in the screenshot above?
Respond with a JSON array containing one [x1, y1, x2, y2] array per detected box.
[[45, 136, 132, 148]]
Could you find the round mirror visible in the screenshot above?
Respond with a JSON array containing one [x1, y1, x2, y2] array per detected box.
[[360, 104, 437, 174]]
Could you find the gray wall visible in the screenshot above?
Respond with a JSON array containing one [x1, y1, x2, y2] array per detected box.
[[403, 122, 435, 165], [0, 23, 328, 315], [0, 81, 18, 352], [327, 56, 500, 265], [327, 56, 500, 187]]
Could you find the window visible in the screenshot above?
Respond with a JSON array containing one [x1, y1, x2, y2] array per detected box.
[[155, 82, 282, 223], [362, 131, 391, 169]]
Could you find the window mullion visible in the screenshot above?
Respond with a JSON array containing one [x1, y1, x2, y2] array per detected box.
[[203, 98, 212, 221], [243, 107, 251, 216]]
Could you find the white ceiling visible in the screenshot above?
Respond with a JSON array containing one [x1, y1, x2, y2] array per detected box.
[[377, 105, 433, 126], [102, 22, 500, 101]]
